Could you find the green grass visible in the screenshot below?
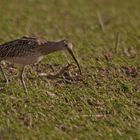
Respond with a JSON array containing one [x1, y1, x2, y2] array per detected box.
[[0, 0, 140, 139]]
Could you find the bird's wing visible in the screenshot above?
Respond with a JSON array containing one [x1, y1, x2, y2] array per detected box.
[[0, 37, 41, 58]]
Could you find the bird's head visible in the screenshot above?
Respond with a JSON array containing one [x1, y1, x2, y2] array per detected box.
[[59, 39, 82, 75], [61, 39, 73, 50]]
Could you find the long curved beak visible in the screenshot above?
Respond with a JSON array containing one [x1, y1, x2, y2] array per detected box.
[[67, 48, 82, 75]]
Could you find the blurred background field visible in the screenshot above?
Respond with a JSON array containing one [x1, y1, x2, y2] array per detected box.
[[0, 0, 140, 139]]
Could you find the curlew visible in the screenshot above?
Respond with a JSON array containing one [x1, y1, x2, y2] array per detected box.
[[0, 36, 82, 93]]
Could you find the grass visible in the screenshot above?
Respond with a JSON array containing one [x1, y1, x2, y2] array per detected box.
[[0, 0, 140, 139]]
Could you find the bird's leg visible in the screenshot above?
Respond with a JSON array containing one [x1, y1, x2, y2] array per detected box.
[[19, 66, 28, 93], [0, 65, 9, 84]]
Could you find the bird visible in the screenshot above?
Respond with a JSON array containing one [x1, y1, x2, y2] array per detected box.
[[0, 36, 82, 93]]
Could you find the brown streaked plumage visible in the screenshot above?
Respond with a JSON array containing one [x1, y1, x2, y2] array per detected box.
[[0, 36, 82, 93]]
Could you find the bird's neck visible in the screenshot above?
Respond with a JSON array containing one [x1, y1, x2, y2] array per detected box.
[[39, 41, 64, 55]]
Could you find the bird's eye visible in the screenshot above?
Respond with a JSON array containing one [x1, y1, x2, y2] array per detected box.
[[64, 44, 67, 47]]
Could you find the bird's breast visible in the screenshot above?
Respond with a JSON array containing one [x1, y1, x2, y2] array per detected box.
[[4, 52, 43, 65]]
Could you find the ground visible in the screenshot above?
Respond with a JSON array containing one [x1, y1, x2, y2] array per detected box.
[[0, 0, 140, 140]]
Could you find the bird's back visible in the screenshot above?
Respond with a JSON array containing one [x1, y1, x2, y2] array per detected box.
[[0, 36, 41, 58]]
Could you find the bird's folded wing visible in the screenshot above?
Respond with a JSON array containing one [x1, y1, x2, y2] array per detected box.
[[0, 37, 40, 58]]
